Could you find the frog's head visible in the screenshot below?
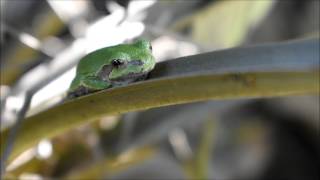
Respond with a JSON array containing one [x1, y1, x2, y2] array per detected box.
[[107, 39, 156, 84]]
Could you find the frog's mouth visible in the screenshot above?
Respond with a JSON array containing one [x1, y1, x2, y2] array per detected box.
[[97, 60, 147, 84]]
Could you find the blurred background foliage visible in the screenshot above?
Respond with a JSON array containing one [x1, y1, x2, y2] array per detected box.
[[0, 0, 319, 179]]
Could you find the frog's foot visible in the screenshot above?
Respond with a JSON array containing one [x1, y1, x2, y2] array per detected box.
[[68, 77, 111, 98], [67, 86, 97, 99], [135, 73, 149, 81], [81, 76, 111, 90]]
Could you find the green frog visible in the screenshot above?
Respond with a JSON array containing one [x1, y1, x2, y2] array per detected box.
[[68, 39, 156, 98]]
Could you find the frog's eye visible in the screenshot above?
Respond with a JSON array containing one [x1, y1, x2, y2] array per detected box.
[[112, 59, 124, 68], [149, 44, 152, 51]]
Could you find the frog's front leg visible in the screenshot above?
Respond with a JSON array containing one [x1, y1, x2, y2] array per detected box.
[[68, 76, 111, 98], [81, 76, 111, 91]]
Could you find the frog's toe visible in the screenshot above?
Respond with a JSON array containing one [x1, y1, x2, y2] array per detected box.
[[135, 73, 149, 81], [67, 86, 97, 99]]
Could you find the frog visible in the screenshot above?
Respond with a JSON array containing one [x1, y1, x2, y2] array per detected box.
[[67, 39, 156, 98]]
